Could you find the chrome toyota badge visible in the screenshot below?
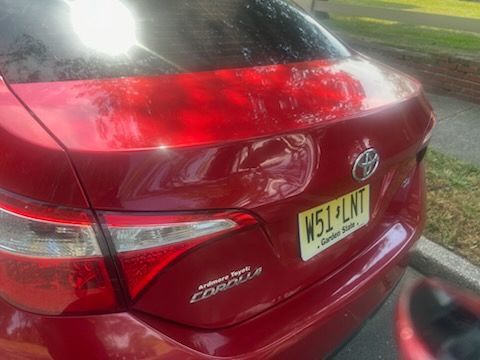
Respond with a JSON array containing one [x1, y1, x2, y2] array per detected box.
[[353, 149, 380, 182]]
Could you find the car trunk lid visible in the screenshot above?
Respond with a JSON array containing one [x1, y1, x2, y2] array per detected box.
[[9, 57, 433, 328]]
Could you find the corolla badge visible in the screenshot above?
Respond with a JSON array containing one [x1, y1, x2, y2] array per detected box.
[[352, 148, 380, 182], [190, 266, 263, 303]]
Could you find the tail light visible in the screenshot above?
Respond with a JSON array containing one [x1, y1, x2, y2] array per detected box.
[[416, 147, 428, 163], [0, 189, 119, 315], [103, 212, 257, 299], [417, 112, 436, 163], [0, 185, 258, 314]]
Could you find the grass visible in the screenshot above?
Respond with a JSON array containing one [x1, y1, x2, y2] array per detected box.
[[332, 0, 480, 20], [425, 149, 480, 266], [322, 16, 480, 57]]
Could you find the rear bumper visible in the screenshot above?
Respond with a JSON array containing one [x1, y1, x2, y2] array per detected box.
[[0, 165, 425, 360]]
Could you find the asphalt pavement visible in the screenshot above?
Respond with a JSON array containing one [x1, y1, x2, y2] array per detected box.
[[332, 268, 422, 360]]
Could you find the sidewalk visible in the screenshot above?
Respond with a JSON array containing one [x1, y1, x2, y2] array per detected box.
[[427, 93, 480, 166]]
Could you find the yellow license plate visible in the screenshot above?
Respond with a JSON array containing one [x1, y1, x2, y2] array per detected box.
[[298, 185, 370, 261]]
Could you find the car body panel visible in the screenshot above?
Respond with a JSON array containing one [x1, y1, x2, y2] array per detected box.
[[0, 78, 87, 207], [0, 161, 425, 359], [0, 0, 435, 355], [10, 57, 420, 152], [6, 56, 434, 329]]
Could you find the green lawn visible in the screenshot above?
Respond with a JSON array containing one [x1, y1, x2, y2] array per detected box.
[[320, 0, 480, 57], [322, 16, 480, 56], [425, 149, 480, 266], [332, 0, 480, 19]]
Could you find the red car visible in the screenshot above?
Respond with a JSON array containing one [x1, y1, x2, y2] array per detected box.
[[0, 1, 434, 359]]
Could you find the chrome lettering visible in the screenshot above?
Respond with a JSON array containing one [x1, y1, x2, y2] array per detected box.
[[190, 266, 263, 303]]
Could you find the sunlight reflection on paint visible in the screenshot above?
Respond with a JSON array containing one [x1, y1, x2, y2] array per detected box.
[[70, 0, 136, 55]]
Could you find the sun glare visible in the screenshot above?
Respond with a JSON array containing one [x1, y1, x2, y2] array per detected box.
[[70, 0, 136, 56]]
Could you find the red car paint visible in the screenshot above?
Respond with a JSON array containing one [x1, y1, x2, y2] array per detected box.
[[0, 2, 435, 358], [0, 79, 87, 207], [0, 163, 424, 358], [10, 58, 419, 152], [0, 57, 434, 358]]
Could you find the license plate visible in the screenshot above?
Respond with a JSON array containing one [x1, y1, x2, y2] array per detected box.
[[298, 185, 370, 261]]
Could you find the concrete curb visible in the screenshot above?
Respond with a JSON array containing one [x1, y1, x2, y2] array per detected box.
[[410, 236, 480, 294]]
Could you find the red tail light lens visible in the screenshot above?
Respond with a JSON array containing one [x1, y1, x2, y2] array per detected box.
[[417, 112, 436, 163], [104, 212, 257, 299], [0, 189, 118, 315], [0, 186, 258, 313]]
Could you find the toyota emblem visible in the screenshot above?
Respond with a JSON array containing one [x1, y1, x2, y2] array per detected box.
[[352, 149, 380, 182]]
